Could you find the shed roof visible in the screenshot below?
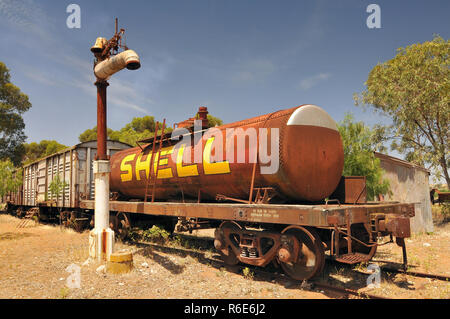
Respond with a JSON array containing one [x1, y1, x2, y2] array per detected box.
[[374, 152, 430, 174]]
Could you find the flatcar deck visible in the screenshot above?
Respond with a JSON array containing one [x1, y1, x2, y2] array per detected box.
[[80, 200, 414, 228]]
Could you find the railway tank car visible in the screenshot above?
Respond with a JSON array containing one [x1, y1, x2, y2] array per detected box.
[[3, 104, 415, 281], [109, 104, 344, 203]]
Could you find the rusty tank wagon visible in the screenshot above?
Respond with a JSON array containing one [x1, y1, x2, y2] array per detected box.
[[4, 104, 414, 280], [110, 104, 344, 203]]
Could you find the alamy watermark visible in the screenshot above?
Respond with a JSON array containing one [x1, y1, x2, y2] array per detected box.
[[65, 263, 81, 289], [66, 4, 81, 29], [366, 4, 381, 29], [65, 5, 381, 31], [366, 263, 381, 288], [170, 120, 280, 175]]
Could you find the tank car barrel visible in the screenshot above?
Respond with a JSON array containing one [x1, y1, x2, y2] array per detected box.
[[109, 104, 344, 203]]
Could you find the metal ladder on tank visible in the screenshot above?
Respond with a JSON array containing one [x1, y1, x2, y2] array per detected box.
[[144, 120, 166, 203]]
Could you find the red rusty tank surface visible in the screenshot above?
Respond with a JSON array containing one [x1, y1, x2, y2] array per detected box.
[[110, 104, 344, 202]]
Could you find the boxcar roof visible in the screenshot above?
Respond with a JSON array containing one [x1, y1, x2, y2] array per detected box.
[[21, 140, 132, 168]]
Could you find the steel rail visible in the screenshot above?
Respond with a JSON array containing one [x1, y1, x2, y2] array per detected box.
[[129, 238, 389, 299]]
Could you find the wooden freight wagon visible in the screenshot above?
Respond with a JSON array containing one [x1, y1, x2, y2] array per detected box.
[[7, 140, 131, 212]]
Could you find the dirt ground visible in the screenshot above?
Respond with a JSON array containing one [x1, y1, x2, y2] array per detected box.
[[0, 212, 448, 299]]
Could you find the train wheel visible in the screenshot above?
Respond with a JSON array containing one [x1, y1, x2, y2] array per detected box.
[[60, 211, 70, 227], [69, 211, 86, 233], [109, 215, 118, 230], [308, 227, 326, 275], [29, 207, 41, 224], [16, 207, 24, 218], [216, 221, 242, 266], [116, 212, 131, 241], [279, 226, 325, 281]]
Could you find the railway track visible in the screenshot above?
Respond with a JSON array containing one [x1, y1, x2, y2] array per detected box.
[[373, 263, 450, 282], [129, 237, 389, 299], [126, 230, 450, 300], [170, 232, 450, 283], [336, 259, 450, 283]]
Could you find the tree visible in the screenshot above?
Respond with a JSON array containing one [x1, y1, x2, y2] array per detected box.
[[122, 116, 156, 133], [355, 36, 450, 188], [338, 114, 390, 201], [194, 112, 223, 127], [0, 62, 32, 165], [0, 159, 22, 198], [78, 117, 173, 147], [22, 140, 67, 165], [48, 174, 68, 202], [79, 113, 223, 147], [206, 114, 223, 127], [78, 126, 116, 143]]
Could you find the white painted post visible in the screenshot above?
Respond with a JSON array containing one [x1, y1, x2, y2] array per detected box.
[[89, 160, 114, 261]]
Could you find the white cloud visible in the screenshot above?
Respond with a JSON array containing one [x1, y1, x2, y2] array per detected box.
[[71, 75, 151, 115], [21, 68, 60, 87], [299, 73, 331, 90], [108, 97, 149, 114], [1, 0, 162, 116], [0, 0, 54, 42]]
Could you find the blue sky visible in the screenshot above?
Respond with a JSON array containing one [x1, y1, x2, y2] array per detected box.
[[0, 0, 449, 151]]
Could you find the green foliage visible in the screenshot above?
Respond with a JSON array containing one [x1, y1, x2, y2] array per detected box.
[[0, 159, 22, 197], [195, 112, 223, 127], [48, 175, 68, 200], [207, 114, 223, 127], [355, 36, 450, 188], [0, 62, 32, 165], [79, 119, 173, 147], [122, 116, 156, 133], [242, 267, 254, 280], [114, 126, 173, 146], [441, 203, 450, 221], [22, 140, 67, 165], [338, 114, 390, 201], [79, 113, 223, 147], [78, 126, 116, 143], [136, 225, 171, 243], [59, 287, 70, 299], [172, 234, 191, 249]]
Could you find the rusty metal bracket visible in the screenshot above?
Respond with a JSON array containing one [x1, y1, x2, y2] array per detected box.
[[136, 141, 144, 152], [325, 198, 341, 208], [216, 194, 250, 204], [248, 111, 278, 204], [385, 216, 411, 238], [333, 226, 377, 248], [253, 187, 277, 204], [234, 208, 248, 220], [353, 183, 367, 204], [396, 237, 408, 271]]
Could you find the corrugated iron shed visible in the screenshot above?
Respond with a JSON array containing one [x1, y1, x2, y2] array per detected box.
[[375, 152, 433, 233]]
